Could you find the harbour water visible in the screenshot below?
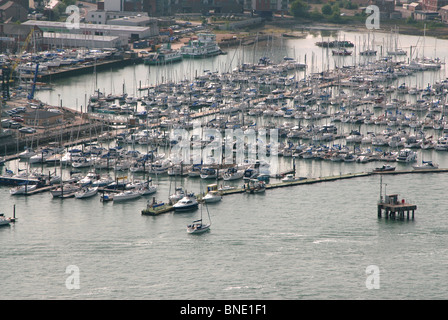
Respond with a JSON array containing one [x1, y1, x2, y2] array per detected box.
[[2, 29, 448, 300]]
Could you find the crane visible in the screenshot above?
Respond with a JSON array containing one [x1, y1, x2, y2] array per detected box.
[[9, 28, 35, 83], [27, 63, 39, 101]]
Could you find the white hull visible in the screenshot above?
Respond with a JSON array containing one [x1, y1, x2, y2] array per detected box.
[[10, 184, 37, 195], [113, 191, 141, 202], [75, 187, 98, 199]]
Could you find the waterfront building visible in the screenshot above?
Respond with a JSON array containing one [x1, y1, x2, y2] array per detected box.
[[0, 24, 43, 54], [22, 20, 155, 42], [42, 32, 126, 49], [22, 110, 63, 127]]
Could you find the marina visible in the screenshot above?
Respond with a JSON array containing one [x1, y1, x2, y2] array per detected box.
[[3, 26, 448, 300]]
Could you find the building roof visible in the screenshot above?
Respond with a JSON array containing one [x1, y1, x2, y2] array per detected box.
[[23, 20, 151, 32], [440, 4, 448, 10], [23, 110, 62, 120], [0, 24, 41, 36]]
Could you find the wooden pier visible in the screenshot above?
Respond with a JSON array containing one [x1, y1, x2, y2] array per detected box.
[[377, 194, 417, 220]]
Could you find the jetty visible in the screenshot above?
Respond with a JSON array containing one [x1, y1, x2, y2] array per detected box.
[[377, 194, 417, 220]]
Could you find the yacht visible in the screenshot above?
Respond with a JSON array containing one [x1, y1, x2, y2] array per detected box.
[[173, 196, 199, 212], [10, 184, 37, 195], [222, 167, 244, 181], [50, 183, 81, 198], [169, 187, 187, 203], [138, 184, 158, 196], [202, 184, 222, 203], [412, 161, 438, 170], [200, 167, 219, 179], [396, 149, 417, 163], [245, 179, 266, 194], [113, 190, 141, 202], [74, 186, 99, 199]]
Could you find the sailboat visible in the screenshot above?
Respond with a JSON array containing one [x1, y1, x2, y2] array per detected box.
[[187, 202, 211, 234]]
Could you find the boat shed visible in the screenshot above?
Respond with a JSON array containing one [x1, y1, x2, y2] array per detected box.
[[22, 20, 153, 43], [22, 109, 63, 127], [42, 32, 126, 49]]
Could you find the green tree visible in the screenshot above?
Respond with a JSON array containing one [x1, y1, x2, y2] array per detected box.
[[321, 3, 333, 15], [290, 0, 310, 18]]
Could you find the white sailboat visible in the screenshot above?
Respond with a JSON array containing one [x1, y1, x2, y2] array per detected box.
[[74, 186, 99, 199], [187, 202, 212, 234]]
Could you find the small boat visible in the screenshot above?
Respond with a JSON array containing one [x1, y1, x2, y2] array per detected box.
[[173, 196, 199, 212], [138, 184, 158, 196], [187, 200, 212, 234], [113, 190, 141, 202], [373, 165, 396, 173], [100, 193, 114, 202], [412, 161, 439, 170], [50, 183, 81, 198], [202, 184, 222, 203], [223, 167, 244, 181], [360, 49, 377, 56], [187, 218, 210, 234], [396, 149, 417, 163], [332, 48, 352, 56], [0, 213, 11, 227], [169, 186, 187, 203], [281, 174, 300, 182], [187, 165, 202, 177], [10, 183, 37, 195], [200, 167, 219, 179], [74, 186, 98, 199], [245, 179, 266, 194]]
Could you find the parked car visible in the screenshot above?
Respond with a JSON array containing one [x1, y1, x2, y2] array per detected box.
[[19, 127, 36, 134], [12, 117, 24, 122], [1, 119, 13, 128], [9, 121, 22, 129]]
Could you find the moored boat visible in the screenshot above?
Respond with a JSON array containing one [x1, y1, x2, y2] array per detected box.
[[412, 161, 439, 170], [173, 195, 199, 212], [74, 186, 99, 199]]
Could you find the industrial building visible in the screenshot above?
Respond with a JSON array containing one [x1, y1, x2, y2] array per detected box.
[[22, 20, 156, 43]]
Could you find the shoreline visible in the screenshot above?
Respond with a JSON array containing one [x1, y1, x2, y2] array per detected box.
[[204, 19, 448, 49]]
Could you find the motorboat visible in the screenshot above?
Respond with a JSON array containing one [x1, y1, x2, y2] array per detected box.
[[373, 165, 396, 172], [281, 174, 300, 182], [412, 161, 439, 170], [10, 183, 37, 195], [0, 213, 11, 227], [173, 196, 199, 212], [202, 184, 222, 203], [245, 179, 266, 194], [113, 190, 141, 202], [74, 186, 99, 199], [396, 149, 417, 163]]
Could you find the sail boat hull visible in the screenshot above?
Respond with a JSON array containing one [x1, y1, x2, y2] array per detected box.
[[187, 222, 210, 234]]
